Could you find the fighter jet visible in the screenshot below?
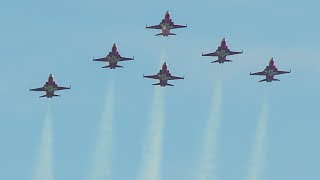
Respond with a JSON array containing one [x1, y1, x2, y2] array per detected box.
[[250, 58, 291, 82], [146, 11, 187, 37], [144, 62, 184, 87], [30, 74, 71, 98], [93, 43, 134, 69], [202, 38, 243, 63]]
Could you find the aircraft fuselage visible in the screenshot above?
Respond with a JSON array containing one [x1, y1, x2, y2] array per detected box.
[[216, 49, 230, 58], [107, 54, 120, 63], [44, 84, 57, 93], [157, 73, 171, 86], [265, 68, 278, 76], [160, 22, 172, 36], [158, 73, 170, 81], [263, 68, 279, 82]]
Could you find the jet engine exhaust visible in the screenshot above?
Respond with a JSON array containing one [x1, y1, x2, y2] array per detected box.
[[138, 78, 166, 180], [32, 102, 54, 180], [198, 79, 222, 180], [90, 77, 115, 180], [248, 95, 269, 180]]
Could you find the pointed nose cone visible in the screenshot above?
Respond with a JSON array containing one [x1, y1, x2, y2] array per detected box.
[[162, 62, 167, 70], [269, 58, 275, 66], [165, 11, 170, 20], [270, 58, 274, 63], [112, 43, 117, 52], [48, 74, 53, 82], [221, 38, 227, 48]]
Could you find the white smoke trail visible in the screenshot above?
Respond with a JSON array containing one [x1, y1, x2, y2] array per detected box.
[[138, 84, 165, 180], [248, 96, 268, 180], [33, 102, 54, 180], [90, 78, 115, 180], [198, 79, 222, 180]]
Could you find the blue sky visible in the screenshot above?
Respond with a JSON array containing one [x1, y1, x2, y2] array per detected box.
[[0, 0, 319, 180]]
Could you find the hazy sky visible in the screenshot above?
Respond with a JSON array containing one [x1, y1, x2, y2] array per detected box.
[[0, 0, 319, 180]]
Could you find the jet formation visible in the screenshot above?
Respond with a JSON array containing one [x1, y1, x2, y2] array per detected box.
[[30, 11, 292, 98], [143, 62, 184, 87], [146, 11, 187, 36], [30, 74, 70, 98]]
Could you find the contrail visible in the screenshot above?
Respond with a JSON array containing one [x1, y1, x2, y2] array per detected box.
[[198, 79, 222, 180], [138, 80, 166, 180], [90, 78, 115, 180], [33, 102, 54, 180], [248, 95, 268, 180], [138, 48, 166, 180]]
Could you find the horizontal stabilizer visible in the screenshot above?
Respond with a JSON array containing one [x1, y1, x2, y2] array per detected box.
[[152, 83, 161, 86], [259, 79, 267, 82], [166, 83, 174, 86], [155, 33, 176, 36], [212, 59, 232, 63], [211, 60, 220, 63], [272, 78, 280, 81], [39, 94, 60, 98], [102, 65, 123, 69]]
